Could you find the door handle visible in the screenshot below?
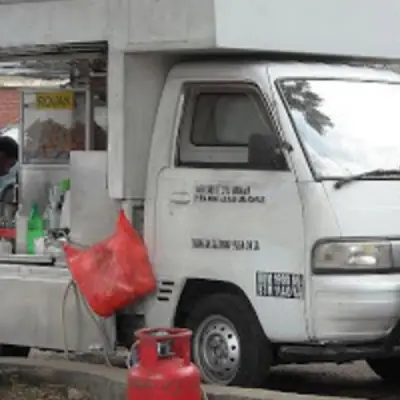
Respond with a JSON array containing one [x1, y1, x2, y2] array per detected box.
[[170, 192, 191, 205]]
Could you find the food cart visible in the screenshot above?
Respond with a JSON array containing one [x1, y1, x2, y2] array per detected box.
[[0, 0, 400, 388]]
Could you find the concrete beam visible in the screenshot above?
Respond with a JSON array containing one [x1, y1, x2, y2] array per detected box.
[[0, 0, 109, 48], [107, 50, 176, 199]]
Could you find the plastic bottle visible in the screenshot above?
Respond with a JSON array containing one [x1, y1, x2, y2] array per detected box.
[[60, 189, 71, 229], [45, 184, 61, 230], [59, 178, 71, 229], [59, 179, 71, 194], [27, 202, 45, 254]]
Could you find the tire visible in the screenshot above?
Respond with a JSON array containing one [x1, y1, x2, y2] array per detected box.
[[367, 357, 400, 383], [185, 293, 272, 387], [0, 345, 30, 358]]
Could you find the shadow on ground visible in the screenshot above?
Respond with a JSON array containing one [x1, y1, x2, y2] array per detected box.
[[264, 363, 399, 400]]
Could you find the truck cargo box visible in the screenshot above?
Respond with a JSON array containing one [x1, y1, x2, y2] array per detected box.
[[0, 0, 399, 59]]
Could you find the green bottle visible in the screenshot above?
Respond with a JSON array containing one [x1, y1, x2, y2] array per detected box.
[[27, 203, 45, 254], [59, 179, 71, 194]]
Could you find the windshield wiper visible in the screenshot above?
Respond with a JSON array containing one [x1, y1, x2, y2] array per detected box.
[[334, 169, 400, 190]]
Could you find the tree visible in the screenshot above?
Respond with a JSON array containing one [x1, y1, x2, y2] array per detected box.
[[280, 80, 333, 134]]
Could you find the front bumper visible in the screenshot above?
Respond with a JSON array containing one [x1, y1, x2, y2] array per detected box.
[[278, 341, 400, 364], [311, 274, 400, 343]]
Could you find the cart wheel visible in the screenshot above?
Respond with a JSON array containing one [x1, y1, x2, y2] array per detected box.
[[0, 345, 30, 358], [367, 357, 400, 383]]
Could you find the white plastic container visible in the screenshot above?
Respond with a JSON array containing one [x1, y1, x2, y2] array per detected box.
[[0, 238, 12, 255], [60, 190, 71, 229]]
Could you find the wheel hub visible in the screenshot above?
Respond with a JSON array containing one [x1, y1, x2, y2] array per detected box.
[[194, 315, 240, 384]]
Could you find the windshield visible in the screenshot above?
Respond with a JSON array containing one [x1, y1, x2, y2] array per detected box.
[[278, 78, 400, 179]]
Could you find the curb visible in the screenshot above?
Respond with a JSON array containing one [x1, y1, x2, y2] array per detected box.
[[0, 358, 359, 400], [202, 384, 357, 400]]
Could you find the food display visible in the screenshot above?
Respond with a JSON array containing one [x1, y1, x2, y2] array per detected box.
[[21, 89, 108, 164], [23, 118, 107, 163]]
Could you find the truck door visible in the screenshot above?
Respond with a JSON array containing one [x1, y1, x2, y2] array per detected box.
[[151, 81, 306, 385]]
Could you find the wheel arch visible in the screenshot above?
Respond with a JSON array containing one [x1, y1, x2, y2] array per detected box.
[[173, 278, 264, 333]]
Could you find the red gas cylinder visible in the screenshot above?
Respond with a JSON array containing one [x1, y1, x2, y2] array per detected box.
[[127, 328, 202, 400]]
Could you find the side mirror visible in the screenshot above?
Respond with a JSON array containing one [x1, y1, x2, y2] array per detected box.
[[248, 133, 290, 170], [248, 133, 278, 168]]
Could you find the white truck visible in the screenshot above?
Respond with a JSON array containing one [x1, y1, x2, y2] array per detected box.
[[1, 0, 400, 389]]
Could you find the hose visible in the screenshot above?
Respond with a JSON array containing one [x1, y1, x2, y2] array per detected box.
[[125, 340, 139, 369], [78, 283, 113, 367], [61, 279, 74, 360], [59, 233, 113, 367], [62, 277, 113, 367]]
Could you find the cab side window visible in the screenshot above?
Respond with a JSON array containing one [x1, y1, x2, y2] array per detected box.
[[191, 93, 264, 146], [177, 87, 288, 170]]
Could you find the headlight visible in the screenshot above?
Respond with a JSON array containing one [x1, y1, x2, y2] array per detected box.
[[313, 240, 393, 272]]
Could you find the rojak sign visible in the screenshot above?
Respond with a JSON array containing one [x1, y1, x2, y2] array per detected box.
[[35, 91, 74, 110]]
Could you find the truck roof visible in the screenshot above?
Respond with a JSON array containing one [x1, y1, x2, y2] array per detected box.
[[267, 62, 400, 82], [170, 60, 400, 83]]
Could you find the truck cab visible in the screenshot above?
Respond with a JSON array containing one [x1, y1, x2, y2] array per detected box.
[[139, 60, 400, 386]]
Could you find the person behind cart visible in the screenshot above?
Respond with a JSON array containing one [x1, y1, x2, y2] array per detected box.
[[0, 136, 19, 202]]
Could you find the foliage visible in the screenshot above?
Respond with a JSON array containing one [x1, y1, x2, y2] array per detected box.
[[281, 80, 333, 133]]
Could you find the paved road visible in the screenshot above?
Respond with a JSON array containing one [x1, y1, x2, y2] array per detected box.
[[265, 362, 397, 399], [33, 351, 398, 399]]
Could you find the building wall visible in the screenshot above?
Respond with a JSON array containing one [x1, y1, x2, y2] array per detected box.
[[0, 89, 19, 129]]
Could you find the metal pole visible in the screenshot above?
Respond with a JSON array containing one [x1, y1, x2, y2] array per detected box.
[[85, 89, 93, 150]]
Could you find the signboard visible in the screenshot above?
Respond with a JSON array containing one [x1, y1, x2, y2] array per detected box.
[[256, 272, 304, 299], [35, 91, 74, 110]]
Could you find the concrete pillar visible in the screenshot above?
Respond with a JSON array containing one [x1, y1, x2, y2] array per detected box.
[[107, 48, 175, 200]]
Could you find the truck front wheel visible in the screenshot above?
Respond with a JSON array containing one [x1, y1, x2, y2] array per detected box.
[[367, 357, 400, 383], [185, 293, 271, 387]]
